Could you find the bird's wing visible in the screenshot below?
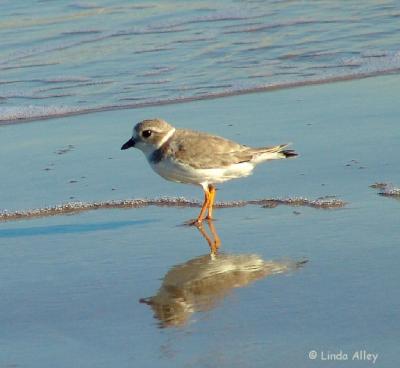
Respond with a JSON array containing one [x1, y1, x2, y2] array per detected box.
[[168, 129, 253, 169]]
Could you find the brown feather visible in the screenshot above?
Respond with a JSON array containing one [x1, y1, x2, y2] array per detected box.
[[164, 129, 253, 169]]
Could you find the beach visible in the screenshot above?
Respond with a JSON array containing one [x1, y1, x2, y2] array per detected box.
[[2, 1, 400, 366], [1, 74, 399, 367]]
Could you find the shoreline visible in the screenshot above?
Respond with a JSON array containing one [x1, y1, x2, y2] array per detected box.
[[1, 69, 399, 126], [0, 197, 347, 222], [1, 72, 399, 214]]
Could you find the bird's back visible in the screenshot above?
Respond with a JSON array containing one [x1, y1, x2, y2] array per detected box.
[[167, 129, 296, 169], [168, 129, 253, 169]]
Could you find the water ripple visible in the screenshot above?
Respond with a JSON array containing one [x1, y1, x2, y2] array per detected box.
[[1, 0, 400, 123]]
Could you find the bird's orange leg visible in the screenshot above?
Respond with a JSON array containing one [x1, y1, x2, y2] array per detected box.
[[195, 187, 210, 224], [205, 184, 216, 220]]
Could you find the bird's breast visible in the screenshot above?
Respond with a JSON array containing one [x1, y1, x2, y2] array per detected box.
[[148, 154, 255, 185], [149, 157, 199, 184]]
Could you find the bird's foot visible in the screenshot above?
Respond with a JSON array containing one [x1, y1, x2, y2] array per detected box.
[[183, 216, 216, 227], [183, 218, 203, 227]]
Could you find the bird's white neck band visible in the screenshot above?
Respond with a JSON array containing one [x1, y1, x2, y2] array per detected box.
[[157, 128, 176, 148]]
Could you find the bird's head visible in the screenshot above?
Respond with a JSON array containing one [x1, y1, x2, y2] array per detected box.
[[121, 118, 175, 156]]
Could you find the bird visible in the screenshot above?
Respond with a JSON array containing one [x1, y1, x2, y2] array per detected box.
[[121, 118, 297, 225]]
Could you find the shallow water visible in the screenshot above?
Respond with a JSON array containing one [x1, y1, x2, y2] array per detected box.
[[1, 1, 400, 365], [1, 75, 399, 367], [1, 0, 400, 122]]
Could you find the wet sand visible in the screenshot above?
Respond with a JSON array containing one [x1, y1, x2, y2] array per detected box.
[[1, 75, 399, 367]]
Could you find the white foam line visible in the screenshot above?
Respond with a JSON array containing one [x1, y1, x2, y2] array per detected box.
[[2, 67, 400, 125], [0, 197, 346, 222]]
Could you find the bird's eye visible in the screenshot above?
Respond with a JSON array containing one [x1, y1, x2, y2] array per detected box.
[[142, 130, 152, 138]]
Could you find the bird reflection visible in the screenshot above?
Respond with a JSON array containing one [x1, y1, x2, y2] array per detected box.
[[195, 219, 221, 255], [140, 221, 307, 328]]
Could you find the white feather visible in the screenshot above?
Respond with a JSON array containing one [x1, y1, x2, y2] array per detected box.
[[150, 156, 255, 186]]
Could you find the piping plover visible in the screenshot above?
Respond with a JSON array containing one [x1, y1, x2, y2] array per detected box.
[[121, 118, 297, 224]]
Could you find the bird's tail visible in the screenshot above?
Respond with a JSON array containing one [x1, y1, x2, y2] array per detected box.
[[250, 143, 298, 163]]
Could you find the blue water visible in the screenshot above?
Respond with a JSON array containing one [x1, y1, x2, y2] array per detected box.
[[1, 0, 400, 123], [1, 2, 400, 367]]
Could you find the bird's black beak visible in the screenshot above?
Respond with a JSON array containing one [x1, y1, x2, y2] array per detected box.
[[121, 138, 135, 150]]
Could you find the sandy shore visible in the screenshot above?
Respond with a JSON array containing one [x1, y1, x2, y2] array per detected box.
[[1, 75, 399, 368]]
